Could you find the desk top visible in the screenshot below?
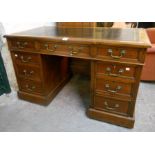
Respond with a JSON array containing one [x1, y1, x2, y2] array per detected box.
[[4, 26, 151, 48]]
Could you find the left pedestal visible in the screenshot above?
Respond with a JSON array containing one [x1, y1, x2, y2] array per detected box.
[[10, 50, 70, 105]]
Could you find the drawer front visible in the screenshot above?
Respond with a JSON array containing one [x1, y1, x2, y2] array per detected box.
[[39, 42, 67, 53], [39, 42, 90, 58], [67, 45, 90, 58], [12, 51, 41, 65], [9, 39, 35, 51], [94, 95, 130, 116], [96, 62, 136, 80], [96, 46, 140, 63], [18, 79, 43, 94], [16, 64, 41, 81], [95, 78, 132, 99]]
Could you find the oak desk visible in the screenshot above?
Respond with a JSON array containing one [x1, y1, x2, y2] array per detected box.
[[4, 27, 151, 128]]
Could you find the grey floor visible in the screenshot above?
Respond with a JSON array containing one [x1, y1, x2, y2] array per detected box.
[[0, 75, 155, 132]]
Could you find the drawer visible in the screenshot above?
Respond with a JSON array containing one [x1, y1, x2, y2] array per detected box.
[[39, 42, 90, 58], [94, 95, 130, 116], [39, 42, 66, 53], [96, 46, 141, 63], [67, 45, 90, 58], [16, 64, 42, 81], [9, 39, 35, 51], [18, 79, 43, 94], [95, 78, 132, 99], [12, 51, 41, 65], [96, 62, 136, 80]]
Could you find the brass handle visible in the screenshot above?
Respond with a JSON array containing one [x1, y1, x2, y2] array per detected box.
[[108, 49, 126, 59], [44, 44, 58, 52], [20, 56, 32, 63], [16, 42, 28, 49], [25, 84, 36, 91], [69, 46, 83, 56], [106, 67, 124, 77], [23, 70, 34, 77], [104, 101, 119, 110], [105, 84, 122, 93]]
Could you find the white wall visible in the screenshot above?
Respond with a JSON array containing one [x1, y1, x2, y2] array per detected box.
[[2, 22, 56, 34]]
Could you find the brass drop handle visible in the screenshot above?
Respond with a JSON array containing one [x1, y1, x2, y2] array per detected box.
[[106, 67, 124, 77], [20, 56, 32, 63], [16, 41, 28, 49], [25, 84, 36, 91], [104, 101, 119, 110], [108, 49, 126, 59], [69, 46, 83, 55], [23, 69, 34, 76], [105, 84, 122, 93], [44, 44, 58, 52]]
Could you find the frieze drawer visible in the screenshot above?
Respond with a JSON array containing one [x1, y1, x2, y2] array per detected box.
[[39, 42, 90, 58], [9, 39, 35, 51], [96, 46, 143, 63]]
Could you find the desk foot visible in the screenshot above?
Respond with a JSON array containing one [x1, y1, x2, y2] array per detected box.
[[87, 108, 135, 128]]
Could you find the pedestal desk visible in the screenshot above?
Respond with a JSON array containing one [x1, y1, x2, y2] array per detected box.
[[4, 27, 151, 128]]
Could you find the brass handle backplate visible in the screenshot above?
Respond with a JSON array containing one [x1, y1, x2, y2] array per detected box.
[[104, 101, 119, 110], [44, 44, 58, 52], [106, 67, 125, 77], [20, 56, 32, 63], [108, 49, 126, 59], [68, 46, 83, 56], [16, 41, 28, 49], [105, 84, 122, 93], [23, 70, 34, 77], [25, 84, 36, 91]]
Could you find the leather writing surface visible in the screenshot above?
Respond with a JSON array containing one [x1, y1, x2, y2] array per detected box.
[[5, 26, 150, 47]]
